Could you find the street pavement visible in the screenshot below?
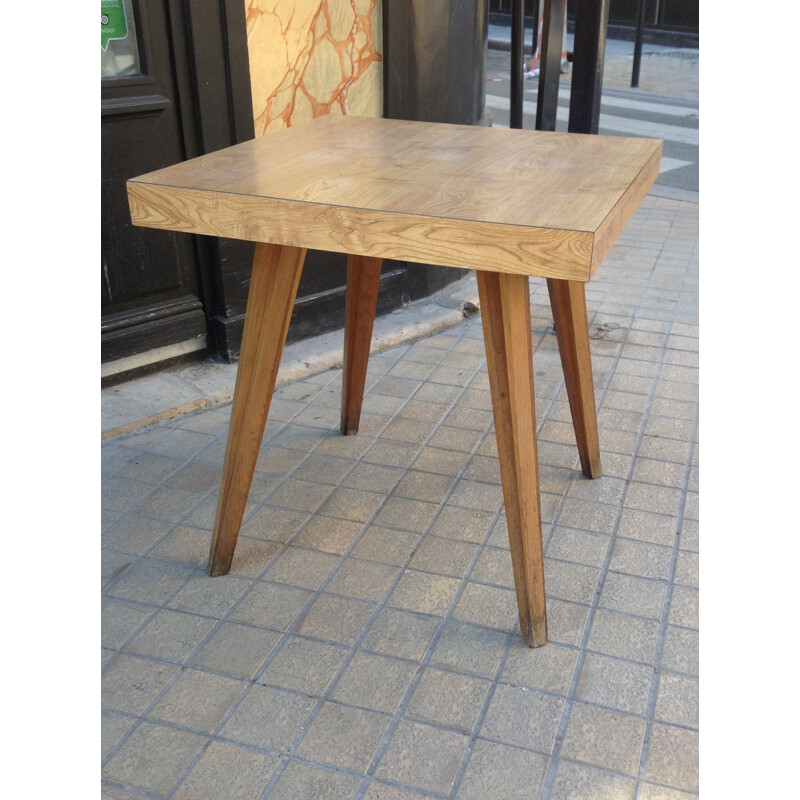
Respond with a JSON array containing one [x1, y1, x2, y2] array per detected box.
[[484, 37, 699, 197]]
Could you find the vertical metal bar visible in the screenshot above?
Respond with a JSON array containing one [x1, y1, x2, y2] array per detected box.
[[531, 0, 540, 55], [567, 0, 610, 134], [510, 0, 525, 129], [535, 0, 566, 131], [631, 0, 646, 88]]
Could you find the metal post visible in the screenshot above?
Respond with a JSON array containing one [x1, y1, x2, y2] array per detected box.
[[631, 0, 646, 88], [535, 0, 567, 131], [510, 0, 525, 129], [567, 0, 610, 134]]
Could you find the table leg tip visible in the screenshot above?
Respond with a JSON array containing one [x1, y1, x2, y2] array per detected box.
[[522, 620, 548, 648]]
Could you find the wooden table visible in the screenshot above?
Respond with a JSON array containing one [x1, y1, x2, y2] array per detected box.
[[128, 115, 661, 647]]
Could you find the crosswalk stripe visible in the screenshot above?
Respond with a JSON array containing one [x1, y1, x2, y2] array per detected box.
[[484, 93, 698, 146], [659, 156, 693, 173], [519, 87, 699, 119]]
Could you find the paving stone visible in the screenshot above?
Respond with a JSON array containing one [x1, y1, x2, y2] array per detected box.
[[654, 672, 699, 728], [639, 783, 699, 799], [560, 702, 646, 776], [101, 598, 157, 651], [617, 508, 677, 546], [172, 741, 278, 800], [448, 478, 504, 513], [411, 446, 470, 477], [587, 609, 659, 664], [294, 593, 375, 644], [549, 761, 636, 800], [388, 569, 460, 616], [480, 684, 563, 752], [501, 639, 579, 695], [259, 636, 348, 695], [148, 428, 215, 460], [376, 720, 470, 795], [668, 585, 699, 629], [428, 620, 508, 678], [545, 560, 601, 605], [102, 721, 207, 796], [117, 452, 184, 484], [351, 525, 420, 565], [149, 669, 246, 732], [101, 710, 137, 761], [362, 608, 441, 662], [600, 573, 667, 620], [409, 536, 479, 579], [674, 549, 699, 588], [470, 546, 514, 588], [547, 528, 610, 568], [226, 537, 282, 578], [167, 573, 252, 618], [427, 506, 495, 543], [361, 780, 438, 799], [269, 760, 362, 799], [457, 739, 548, 799], [266, 478, 333, 513], [326, 557, 401, 601], [191, 623, 281, 679], [575, 652, 654, 715], [567, 475, 627, 505], [374, 496, 440, 533], [407, 667, 491, 733], [146, 523, 213, 568], [288, 453, 353, 485], [219, 684, 316, 750], [558, 498, 618, 534], [133, 487, 207, 523], [609, 538, 673, 581], [125, 608, 216, 664], [102, 477, 156, 513], [660, 626, 699, 676], [330, 651, 417, 714], [546, 599, 592, 647], [452, 581, 518, 632], [342, 462, 404, 493], [296, 702, 391, 771], [643, 723, 699, 793], [105, 559, 194, 605], [291, 515, 364, 554], [394, 470, 455, 504], [228, 582, 311, 630], [263, 546, 339, 590], [315, 486, 385, 522]]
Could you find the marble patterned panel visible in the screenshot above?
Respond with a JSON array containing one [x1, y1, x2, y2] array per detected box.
[[245, 0, 383, 135]]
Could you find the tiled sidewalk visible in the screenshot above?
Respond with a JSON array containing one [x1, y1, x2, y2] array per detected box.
[[102, 194, 698, 800]]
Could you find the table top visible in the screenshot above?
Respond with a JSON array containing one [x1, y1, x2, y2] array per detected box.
[[128, 115, 662, 282]]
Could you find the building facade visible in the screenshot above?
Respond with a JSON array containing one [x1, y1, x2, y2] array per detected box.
[[102, 1, 477, 384]]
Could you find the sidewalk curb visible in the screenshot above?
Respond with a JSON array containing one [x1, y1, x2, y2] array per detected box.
[[101, 274, 480, 440]]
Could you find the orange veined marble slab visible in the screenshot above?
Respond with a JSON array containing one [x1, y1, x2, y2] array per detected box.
[[246, 0, 382, 135], [128, 115, 662, 282]]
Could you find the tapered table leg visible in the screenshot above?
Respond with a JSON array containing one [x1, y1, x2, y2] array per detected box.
[[547, 278, 602, 479], [477, 270, 547, 648], [341, 255, 382, 435], [207, 243, 306, 577]]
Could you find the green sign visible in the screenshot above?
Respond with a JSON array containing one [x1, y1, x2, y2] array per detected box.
[[101, 0, 128, 51]]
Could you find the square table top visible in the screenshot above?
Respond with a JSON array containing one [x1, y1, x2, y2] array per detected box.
[[128, 115, 662, 282]]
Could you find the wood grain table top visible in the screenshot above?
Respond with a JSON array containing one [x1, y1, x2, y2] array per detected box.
[[128, 115, 662, 282]]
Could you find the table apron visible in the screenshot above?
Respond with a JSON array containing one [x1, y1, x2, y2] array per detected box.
[[128, 182, 596, 282]]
